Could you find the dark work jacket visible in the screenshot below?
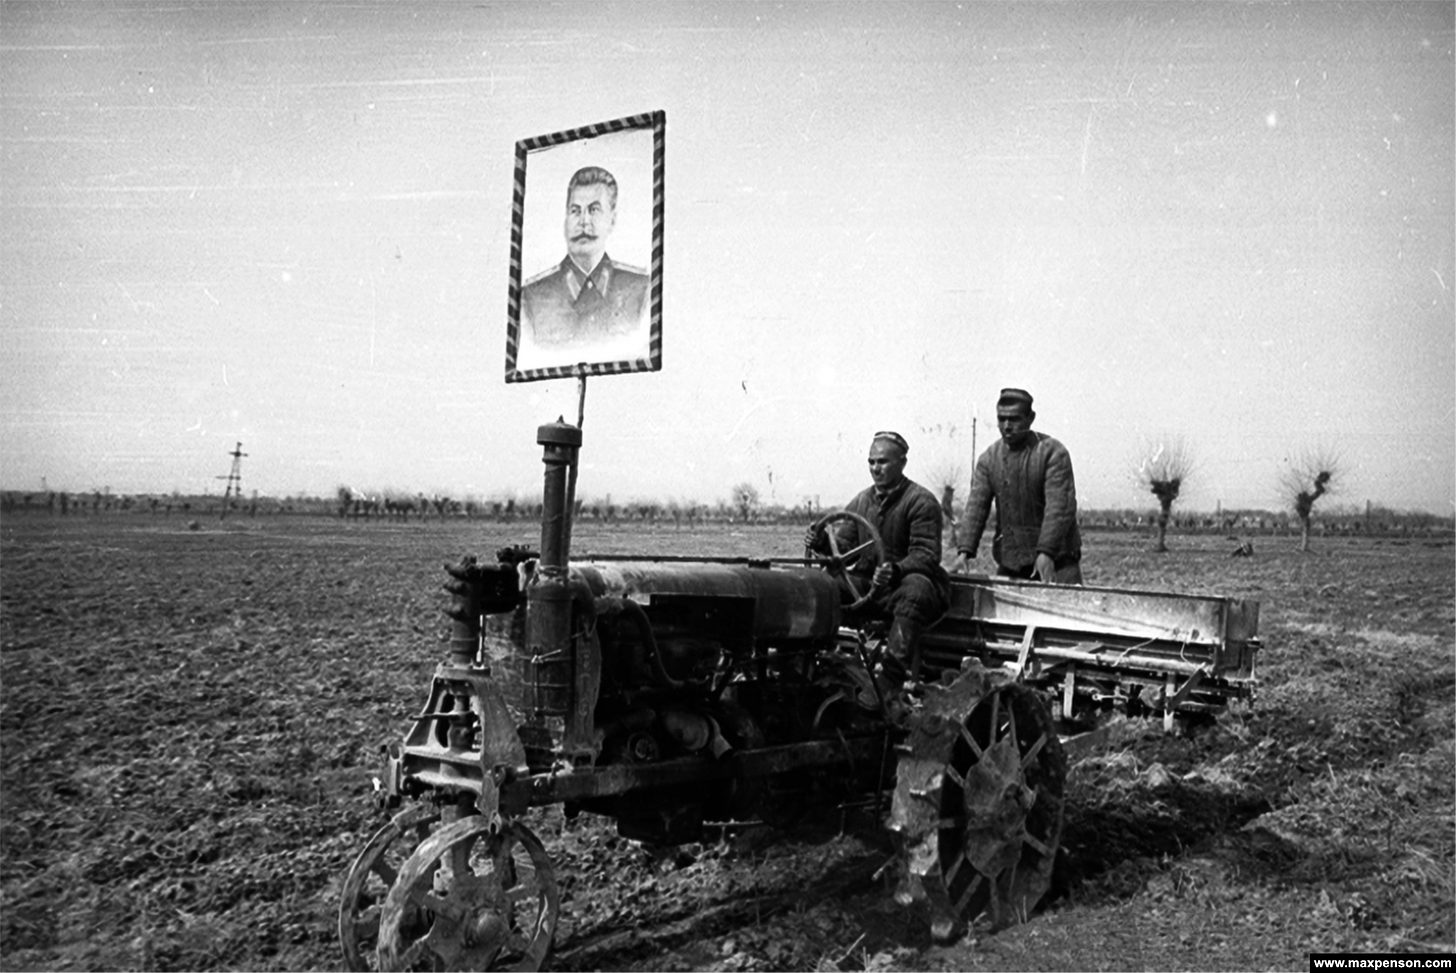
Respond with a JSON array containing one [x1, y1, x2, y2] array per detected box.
[[521, 253, 648, 346], [833, 478, 950, 598], [955, 432, 1081, 572]]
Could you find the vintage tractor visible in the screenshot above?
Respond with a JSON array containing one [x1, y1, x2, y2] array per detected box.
[[338, 421, 1260, 971]]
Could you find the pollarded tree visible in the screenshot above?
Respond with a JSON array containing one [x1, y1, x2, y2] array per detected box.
[[1279, 450, 1342, 552], [1135, 438, 1195, 553], [730, 482, 760, 523], [923, 459, 968, 538]]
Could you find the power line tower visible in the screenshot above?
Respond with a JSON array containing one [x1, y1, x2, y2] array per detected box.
[[217, 442, 247, 519]]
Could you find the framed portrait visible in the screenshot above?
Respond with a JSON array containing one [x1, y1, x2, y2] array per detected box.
[[505, 111, 664, 383]]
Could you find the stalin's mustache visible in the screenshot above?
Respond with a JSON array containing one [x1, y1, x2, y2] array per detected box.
[[570, 233, 598, 243]]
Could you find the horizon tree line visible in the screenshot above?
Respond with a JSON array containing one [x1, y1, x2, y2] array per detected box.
[[9, 449, 1446, 551]]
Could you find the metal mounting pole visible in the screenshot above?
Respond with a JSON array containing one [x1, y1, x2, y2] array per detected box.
[[563, 371, 587, 554]]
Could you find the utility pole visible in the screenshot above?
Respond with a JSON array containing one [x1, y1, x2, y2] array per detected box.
[[970, 407, 977, 471], [217, 442, 246, 520]]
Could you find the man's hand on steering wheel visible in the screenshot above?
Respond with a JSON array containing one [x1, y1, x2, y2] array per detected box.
[[804, 510, 887, 612]]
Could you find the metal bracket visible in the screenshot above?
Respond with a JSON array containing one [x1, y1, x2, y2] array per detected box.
[[1160, 667, 1208, 731], [1013, 626, 1037, 681]]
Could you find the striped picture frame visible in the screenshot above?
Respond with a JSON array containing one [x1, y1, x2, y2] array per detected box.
[[505, 111, 665, 384]]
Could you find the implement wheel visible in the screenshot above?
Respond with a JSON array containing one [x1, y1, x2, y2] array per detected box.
[[377, 816, 559, 972], [339, 804, 439, 971], [892, 666, 1066, 940]]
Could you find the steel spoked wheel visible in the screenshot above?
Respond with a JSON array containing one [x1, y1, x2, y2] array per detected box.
[[893, 670, 1066, 940], [377, 816, 559, 972], [339, 804, 439, 972], [939, 683, 1065, 929]]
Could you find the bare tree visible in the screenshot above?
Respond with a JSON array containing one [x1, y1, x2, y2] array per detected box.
[[923, 459, 968, 538], [730, 482, 760, 523], [1134, 438, 1195, 553], [1279, 449, 1342, 552]]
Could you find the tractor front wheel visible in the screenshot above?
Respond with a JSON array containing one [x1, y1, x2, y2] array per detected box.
[[338, 804, 440, 972], [376, 816, 559, 972]]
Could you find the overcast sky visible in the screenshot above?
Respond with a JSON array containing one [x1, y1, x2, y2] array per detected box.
[[3, 1, 1452, 514]]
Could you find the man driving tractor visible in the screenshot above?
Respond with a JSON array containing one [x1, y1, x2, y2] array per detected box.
[[803, 430, 950, 682]]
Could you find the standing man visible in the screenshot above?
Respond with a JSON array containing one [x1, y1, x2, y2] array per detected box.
[[521, 165, 649, 347], [804, 431, 951, 680], [952, 389, 1083, 584]]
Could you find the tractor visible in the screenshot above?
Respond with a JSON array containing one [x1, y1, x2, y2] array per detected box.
[[338, 420, 1260, 971]]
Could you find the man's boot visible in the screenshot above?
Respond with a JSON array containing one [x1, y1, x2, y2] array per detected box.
[[885, 615, 928, 684]]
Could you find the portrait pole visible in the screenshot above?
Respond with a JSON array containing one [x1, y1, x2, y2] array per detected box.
[[562, 370, 588, 555]]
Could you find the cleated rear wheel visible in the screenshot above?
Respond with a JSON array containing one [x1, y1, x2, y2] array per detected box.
[[892, 667, 1066, 940]]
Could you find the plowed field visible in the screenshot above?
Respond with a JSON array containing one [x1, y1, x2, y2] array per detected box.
[[2, 515, 1451, 971]]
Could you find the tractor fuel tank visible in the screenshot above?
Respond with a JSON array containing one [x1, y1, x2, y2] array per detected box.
[[569, 559, 841, 645]]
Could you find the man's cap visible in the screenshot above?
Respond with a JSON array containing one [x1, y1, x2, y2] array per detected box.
[[872, 430, 909, 454], [997, 388, 1034, 410]]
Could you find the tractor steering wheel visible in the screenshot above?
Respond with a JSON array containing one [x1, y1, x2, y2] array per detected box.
[[805, 510, 887, 613]]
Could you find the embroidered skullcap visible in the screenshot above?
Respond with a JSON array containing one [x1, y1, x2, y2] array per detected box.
[[872, 430, 909, 454]]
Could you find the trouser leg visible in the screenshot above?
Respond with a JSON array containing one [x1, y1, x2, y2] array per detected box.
[[879, 574, 948, 683], [885, 615, 928, 682]]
